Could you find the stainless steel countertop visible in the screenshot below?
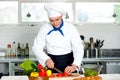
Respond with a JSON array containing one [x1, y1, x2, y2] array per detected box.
[[0, 56, 120, 62], [83, 57, 120, 62]]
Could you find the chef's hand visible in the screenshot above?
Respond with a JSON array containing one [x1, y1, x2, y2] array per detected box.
[[45, 58, 54, 69], [64, 64, 77, 74]]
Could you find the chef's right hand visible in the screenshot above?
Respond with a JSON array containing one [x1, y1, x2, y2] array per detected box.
[[45, 58, 54, 69]]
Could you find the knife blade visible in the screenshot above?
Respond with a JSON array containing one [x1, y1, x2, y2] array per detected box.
[[53, 67, 63, 73]]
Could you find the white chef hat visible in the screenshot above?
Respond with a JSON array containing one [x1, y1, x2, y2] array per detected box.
[[44, 3, 69, 18]]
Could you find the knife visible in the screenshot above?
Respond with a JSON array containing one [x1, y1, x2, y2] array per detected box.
[[53, 67, 63, 73]]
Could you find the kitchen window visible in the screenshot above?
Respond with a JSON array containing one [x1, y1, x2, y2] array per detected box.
[[0, 1, 120, 25], [21, 3, 73, 23], [75, 2, 120, 24], [0, 1, 18, 24]]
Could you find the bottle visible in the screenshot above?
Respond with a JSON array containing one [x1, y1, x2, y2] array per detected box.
[[17, 43, 21, 58], [12, 41, 16, 57], [21, 44, 25, 58], [7, 44, 12, 57], [25, 43, 29, 57]]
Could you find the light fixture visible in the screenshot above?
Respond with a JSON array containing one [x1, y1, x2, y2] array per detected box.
[[112, 13, 117, 18], [26, 12, 31, 18]]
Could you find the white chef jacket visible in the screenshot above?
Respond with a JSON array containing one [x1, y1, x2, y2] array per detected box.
[[32, 21, 84, 67]]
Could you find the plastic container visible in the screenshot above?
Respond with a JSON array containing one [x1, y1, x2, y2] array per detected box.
[[12, 41, 16, 57]]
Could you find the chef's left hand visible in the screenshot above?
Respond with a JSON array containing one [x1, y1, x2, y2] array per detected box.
[[64, 64, 77, 74]]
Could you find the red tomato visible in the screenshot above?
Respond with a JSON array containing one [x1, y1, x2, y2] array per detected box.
[[63, 72, 69, 77], [39, 72, 47, 76], [56, 73, 63, 77], [38, 64, 43, 69]]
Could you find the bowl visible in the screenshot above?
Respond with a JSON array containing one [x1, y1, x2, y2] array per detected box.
[[81, 64, 103, 77]]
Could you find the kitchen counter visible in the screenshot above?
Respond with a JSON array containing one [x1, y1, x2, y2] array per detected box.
[[1, 74, 120, 80], [83, 57, 120, 62], [0, 56, 120, 75], [0, 56, 120, 62]]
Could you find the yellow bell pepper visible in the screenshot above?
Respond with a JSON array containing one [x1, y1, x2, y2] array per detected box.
[[30, 72, 39, 77], [46, 70, 52, 76]]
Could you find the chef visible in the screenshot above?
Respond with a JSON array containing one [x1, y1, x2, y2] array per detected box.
[[32, 3, 84, 74]]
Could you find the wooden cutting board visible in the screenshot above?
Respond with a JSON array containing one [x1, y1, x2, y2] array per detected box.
[[29, 73, 81, 80], [49, 73, 81, 80]]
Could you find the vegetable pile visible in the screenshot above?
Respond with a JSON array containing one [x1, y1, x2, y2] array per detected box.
[[19, 59, 52, 77], [19, 59, 69, 78]]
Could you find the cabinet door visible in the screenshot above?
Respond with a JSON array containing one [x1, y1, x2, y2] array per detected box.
[[106, 62, 120, 74], [0, 63, 9, 75]]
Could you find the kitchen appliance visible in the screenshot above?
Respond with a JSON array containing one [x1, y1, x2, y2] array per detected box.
[[106, 62, 120, 74], [100, 49, 120, 73]]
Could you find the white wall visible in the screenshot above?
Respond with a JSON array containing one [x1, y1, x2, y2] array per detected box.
[[76, 23, 120, 49], [0, 23, 120, 54], [0, 23, 119, 74], [0, 25, 40, 55]]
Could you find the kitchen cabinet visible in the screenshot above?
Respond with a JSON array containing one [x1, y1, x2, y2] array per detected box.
[[10, 61, 39, 75], [0, 56, 37, 76], [106, 62, 120, 74], [0, 62, 9, 76]]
